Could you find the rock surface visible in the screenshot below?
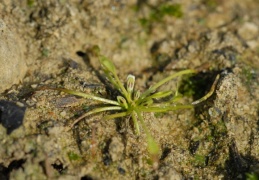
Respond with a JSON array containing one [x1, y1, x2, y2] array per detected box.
[[0, 1, 259, 179], [0, 19, 27, 93]]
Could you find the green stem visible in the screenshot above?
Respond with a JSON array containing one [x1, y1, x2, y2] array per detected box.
[[113, 73, 132, 103], [106, 72, 122, 91], [132, 111, 140, 135]]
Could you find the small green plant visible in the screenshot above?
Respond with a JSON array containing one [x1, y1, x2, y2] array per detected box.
[[193, 154, 207, 167], [246, 172, 259, 180], [138, 3, 183, 32], [67, 151, 81, 161], [27, 0, 35, 7], [54, 48, 217, 159]]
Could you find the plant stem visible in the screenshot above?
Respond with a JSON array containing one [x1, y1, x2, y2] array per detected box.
[[113, 73, 132, 103], [132, 111, 140, 135]]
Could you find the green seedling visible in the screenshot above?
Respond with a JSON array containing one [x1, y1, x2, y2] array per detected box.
[[246, 172, 259, 180], [138, 3, 183, 32], [54, 50, 217, 158]]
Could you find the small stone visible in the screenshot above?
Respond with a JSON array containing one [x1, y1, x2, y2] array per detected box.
[[16, 102, 25, 108], [60, 111, 67, 117], [238, 22, 259, 40], [109, 137, 124, 161], [31, 84, 38, 89]]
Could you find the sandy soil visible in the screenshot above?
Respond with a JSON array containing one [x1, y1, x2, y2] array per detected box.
[[0, 0, 259, 179]]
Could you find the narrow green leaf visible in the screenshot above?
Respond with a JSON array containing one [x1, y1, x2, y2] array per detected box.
[[69, 106, 123, 128], [132, 112, 140, 135], [140, 69, 196, 100], [99, 56, 116, 74], [56, 88, 120, 106], [147, 134, 160, 155], [104, 111, 129, 120], [140, 91, 172, 104], [138, 104, 193, 112], [135, 110, 160, 155]]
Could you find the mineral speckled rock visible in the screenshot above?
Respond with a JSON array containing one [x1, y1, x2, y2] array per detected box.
[[0, 19, 27, 93]]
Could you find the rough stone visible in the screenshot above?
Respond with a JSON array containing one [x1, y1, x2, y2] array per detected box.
[[0, 19, 27, 93]]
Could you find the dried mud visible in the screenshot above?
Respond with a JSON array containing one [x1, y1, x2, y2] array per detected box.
[[0, 1, 259, 179]]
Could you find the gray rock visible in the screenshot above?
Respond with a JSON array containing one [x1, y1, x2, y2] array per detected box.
[[0, 19, 27, 93]]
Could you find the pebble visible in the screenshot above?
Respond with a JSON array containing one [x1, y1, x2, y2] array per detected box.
[[60, 111, 67, 117], [238, 22, 259, 40]]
